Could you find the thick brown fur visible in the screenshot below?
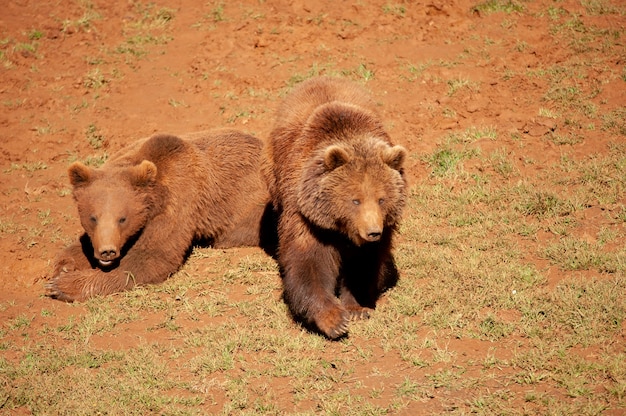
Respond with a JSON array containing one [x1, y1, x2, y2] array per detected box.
[[262, 77, 408, 339], [47, 129, 269, 302]]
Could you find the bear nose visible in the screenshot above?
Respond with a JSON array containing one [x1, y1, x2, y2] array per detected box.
[[366, 231, 382, 242], [99, 247, 118, 260]]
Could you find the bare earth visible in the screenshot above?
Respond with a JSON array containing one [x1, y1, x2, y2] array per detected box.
[[1, 0, 624, 414]]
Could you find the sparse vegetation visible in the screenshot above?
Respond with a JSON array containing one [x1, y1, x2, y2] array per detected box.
[[447, 77, 480, 96], [61, 1, 102, 33], [83, 68, 107, 89], [210, 3, 226, 22], [382, 3, 407, 17], [471, 0, 525, 14], [85, 123, 105, 149], [0, 0, 624, 414]]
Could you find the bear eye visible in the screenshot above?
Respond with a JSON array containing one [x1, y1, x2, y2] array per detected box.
[[119, 217, 126, 225], [378, 198, 385, 205], [89, 216, 97, 224], [352, 199, 361, 206]]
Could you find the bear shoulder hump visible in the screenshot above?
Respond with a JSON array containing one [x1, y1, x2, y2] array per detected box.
[[140, 134, 187, 162]]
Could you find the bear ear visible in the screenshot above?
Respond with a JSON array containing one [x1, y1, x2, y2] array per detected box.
[[323, 145, 352, 171], [129, 160, 158, 187], [68, 162, 93, 188], [382, 145, 407, 171]]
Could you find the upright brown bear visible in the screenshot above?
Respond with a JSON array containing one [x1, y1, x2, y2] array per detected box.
[[46, 129, 269, 302], [263, 77, 408, 339]]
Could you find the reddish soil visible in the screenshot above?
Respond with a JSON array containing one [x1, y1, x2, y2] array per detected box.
[[0, 0, 624, 413]]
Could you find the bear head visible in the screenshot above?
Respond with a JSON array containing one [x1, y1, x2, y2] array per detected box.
[[297, 137, 407, 246], [68, 160, 158, 267]]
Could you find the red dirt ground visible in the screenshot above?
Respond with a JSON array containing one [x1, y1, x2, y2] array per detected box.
[[1, 0, 624, 413]]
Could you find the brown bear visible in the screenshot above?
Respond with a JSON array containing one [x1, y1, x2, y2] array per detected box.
[[46, 129, 270, 302], [262, 77, 408, 339]]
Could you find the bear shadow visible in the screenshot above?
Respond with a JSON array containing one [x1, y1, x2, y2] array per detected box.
[[258, 202, 280, 259], [186, 201, 279, 261]]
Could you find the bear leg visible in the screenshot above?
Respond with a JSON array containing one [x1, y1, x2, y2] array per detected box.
[[46, 268, 116, 302], [282, 255, 350, 339], [46, 252, 175, 302], [279, 219, 349, 339], [47, 240, 185, 301]]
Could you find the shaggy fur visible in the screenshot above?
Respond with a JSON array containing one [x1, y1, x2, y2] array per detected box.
[[47, 129, 269, 302], [262, 77, 407, 339]]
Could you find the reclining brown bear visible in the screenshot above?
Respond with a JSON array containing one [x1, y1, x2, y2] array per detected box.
[[47, 129, 269, 302]]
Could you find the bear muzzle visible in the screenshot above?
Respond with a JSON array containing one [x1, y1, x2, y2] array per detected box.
[[96, 245, 119, 266], [91, 215, 123, 266], [360, 227, 382, 243], [357, 219, 383, 243], [357, 201, 384, 243]]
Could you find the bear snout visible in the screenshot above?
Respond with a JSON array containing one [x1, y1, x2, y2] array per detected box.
[[97, 245, 119, 266], [358, 204, 384, 243], [91, 215, 123, 266], [361, 227, 382, 242], [364, 229, 382, 242]]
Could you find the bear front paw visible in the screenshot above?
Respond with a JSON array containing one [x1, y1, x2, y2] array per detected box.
[[315, 306, 350, 339], [45, 270, 90, 303], [45, 282, 75, 302]]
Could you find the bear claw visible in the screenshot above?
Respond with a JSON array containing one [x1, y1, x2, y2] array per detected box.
[[328, 325, 349, 339], [316, 307, 350, 339], [325, 320, 349, 339], [44, 280, 77, 303], [348, 307, 373, 321], [44, 283, 63, 300]]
